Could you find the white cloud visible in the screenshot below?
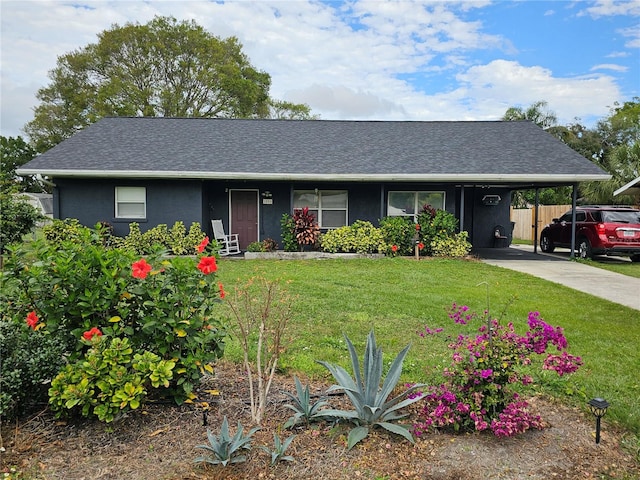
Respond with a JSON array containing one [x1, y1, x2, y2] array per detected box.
[[591, 63, 629, 72], [581, 0, 640, 17]]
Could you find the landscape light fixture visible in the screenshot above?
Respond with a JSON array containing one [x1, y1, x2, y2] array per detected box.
[[588, 397, 609, 444]]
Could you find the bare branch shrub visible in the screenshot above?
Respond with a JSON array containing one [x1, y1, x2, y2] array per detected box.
[[225, 276, 294, 424]]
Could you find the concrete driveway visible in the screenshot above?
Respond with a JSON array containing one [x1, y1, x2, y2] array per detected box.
[[475, 245, 640, 311]]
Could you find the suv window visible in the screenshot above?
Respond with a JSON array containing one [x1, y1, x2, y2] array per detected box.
[[576, 212, 586, 222], [591, 211, 602, 222], [601, 211, 640, 223], [560, 212, 573, 222]]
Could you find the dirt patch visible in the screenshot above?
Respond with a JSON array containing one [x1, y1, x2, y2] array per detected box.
[[2, 361, 638, 479]]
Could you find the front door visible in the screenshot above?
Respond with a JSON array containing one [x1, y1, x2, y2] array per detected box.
[[231, 190, 258, 250]]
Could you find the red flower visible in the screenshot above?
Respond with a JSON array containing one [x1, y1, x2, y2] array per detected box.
[[415, 224, 421, 231], [218, 282, 226, 299], [26, 311, 39, 329], [196, 236, 210, 253], [197, 256, 217, 275], [391, 245, 398, 252], [83, 327, 103, 341], [132, 259, 152, 279], [418, 242, 425, 250]]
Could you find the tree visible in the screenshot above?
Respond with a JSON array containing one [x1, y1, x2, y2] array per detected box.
[[25, 16, 313, 152], [267, 99, 319, 120], [502, 101, 571, 206], [502, 100, 558, 130], [0, 180, 41, 254], [579, 98, 640, 204], [0, 136, 44, 192]]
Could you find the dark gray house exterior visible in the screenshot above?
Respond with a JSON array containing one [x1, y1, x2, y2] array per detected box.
[[18, 117, 609, 249]]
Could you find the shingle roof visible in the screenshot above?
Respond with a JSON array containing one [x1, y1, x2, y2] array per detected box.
[[19, 117, 609, 184]]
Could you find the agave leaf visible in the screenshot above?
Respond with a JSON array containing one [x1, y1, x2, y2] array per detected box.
[[347, 425, 370, 450], [344, 334, 364, 392], [317, 408, 359, 420], [380, 384, 426, 417], [378, 343, 411, 404], [377, 422, 415, 443]]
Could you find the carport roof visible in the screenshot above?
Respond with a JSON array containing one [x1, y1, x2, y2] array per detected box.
[[18, 117, 610, 187]]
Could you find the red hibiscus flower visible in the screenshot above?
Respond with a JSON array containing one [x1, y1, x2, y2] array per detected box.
[[218, 282, 226, 299], [196, 236, 210, 253], [83, 327, 103, 341], [391, 245, 398, 252], [415, 223, 421, 231], [132, 259, 152, 279], [26, 311, 39, 329], [197, 256, 217, 275], [418, 242, 425, 250]]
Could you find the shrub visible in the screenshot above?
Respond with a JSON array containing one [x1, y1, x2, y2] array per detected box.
[[0, 190, 41, 254], [120, 221, 207, 255], [280, 214, 297, 252], [261, 238, 278, 252], [246, 241, 264, 252], [430, 231, 472, 257], [414, 304, 582, 437], [293, 207, 320, 250], [48, 336, 175, 422], [379, 216, 415, 256], [1, 223, 228, 416], [320, 220, 386, 254], [42, 218, 89, 245], [225, 277, 294, 424], [0, 319, 67, 418], [417, 206, 459, 255]]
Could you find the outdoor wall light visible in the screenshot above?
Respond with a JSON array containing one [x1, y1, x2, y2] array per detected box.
[[261, 191, 272, 198], [482, 194, 501, 206], [588, 397, 609, 444]]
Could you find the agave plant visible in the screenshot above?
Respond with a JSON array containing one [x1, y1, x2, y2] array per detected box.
[[317, 330, 424, 450], [194, 416, 260, 466], [283, 375, 330, 428], [259, 432, 296, 465]]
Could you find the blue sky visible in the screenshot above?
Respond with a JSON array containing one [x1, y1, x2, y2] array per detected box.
[[1, 0, 638, 139]]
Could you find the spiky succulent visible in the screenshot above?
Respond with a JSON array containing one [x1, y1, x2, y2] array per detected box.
[[317, 330, 424, 449]]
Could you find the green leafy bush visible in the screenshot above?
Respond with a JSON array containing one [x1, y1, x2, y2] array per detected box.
[[0, 319, 67, 418], [431, 231, 472, 257], [379, 216, 415, 255], [246, 241, 264, 252], [42, 218, 89, 245], [1, 223, 228, 416], [119, 221, 207, 255], [280, 214, 297, 252], [48, 336, 175, 422], [417, 206, 459, 255], [320, 220, 387, 254]]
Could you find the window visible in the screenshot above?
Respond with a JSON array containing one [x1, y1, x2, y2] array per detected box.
[[388, 191, 445, 219], [293, 190, 348, 228], [115, 187, 146, 219]]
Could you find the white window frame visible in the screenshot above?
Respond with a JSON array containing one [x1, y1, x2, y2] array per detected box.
[[293, 189, 348, 228], [387, 191, 445, 221], [115, 186, 146, 219]]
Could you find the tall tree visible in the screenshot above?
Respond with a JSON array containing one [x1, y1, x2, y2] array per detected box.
[[25, 16, 313, 152], [0, 136, 44, 192], [580, 98, 640, 204], [502, 101, 571, 206], [502, 100, 558, 130]]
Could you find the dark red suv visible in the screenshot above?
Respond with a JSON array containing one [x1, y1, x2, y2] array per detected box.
[[540, 206, 640, 262]]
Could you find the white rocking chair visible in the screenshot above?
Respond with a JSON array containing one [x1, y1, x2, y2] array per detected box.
[[211, 219, 241, 256]]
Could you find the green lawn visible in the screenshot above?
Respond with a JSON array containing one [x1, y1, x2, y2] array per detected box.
[[217, 257, 640, 436]]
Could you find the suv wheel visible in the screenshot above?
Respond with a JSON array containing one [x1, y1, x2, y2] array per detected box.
[[540, 233, 555, 253], [631, 254, 640, 263], [578, 237, 592, 260]]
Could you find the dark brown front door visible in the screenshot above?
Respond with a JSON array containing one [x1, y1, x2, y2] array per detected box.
[[231, 190, 258, 250]]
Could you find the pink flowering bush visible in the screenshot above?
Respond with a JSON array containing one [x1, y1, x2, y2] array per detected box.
[[414, 304, 582, 437]]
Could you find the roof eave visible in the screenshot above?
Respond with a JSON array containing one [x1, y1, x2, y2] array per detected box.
[[16, 169, 612, 183]]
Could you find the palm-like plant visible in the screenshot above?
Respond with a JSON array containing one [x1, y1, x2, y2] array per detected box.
[[194, 416, 260, 466], [317, 330, 424, 449]]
